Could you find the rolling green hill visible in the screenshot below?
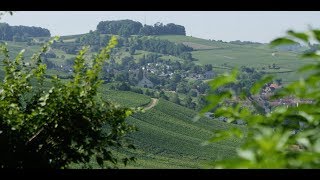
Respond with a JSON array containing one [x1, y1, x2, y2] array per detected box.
[[156, 35, 315, 83], [68, 89, 242, 169], [123, 99, 243, 168], [2, 34, 314, 84], [95, 89, 244, 168]]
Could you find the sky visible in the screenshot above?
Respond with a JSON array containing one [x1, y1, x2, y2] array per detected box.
[[1, 11, 320, 43]]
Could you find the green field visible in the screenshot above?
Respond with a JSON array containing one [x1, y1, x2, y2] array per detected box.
[[74, 87, 243, 168], [122, 99, 243, 168], [156, 35, 315, 83], [68, 88, 243, 168]]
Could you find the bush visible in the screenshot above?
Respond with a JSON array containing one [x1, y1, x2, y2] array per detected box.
[[0, 36, 136, 168]]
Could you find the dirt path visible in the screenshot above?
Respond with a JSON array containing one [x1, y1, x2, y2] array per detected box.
[[143, 98, 159, 111]]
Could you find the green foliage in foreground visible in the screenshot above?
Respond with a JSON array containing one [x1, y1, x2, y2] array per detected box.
[[203, 29, 320, 168], [0, 36, 135, 168]]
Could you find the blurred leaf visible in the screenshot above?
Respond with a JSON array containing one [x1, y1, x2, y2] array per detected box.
[[270, 37, 297, 47], [250, 75, 273, 95], [312, 29, 320, 42], [297, 137, 311, 148], [200, 91, 232, 114], [207, 127, 243, 143], [287, 30, 309, 42], [237, 149, 255, 161], [208, 69, 237, 90], [298, 64, 318, 72], [313, 139, 320, 153], [301, 51, 320, 59]]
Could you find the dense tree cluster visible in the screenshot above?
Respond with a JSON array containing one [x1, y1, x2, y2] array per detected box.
[[139, 22, 186, 36], [0, 23, 50, 41], [97, 20, 143, 37], [96, 20, 186, 36], [128, 37, 193, 60], [76, 31, 113, 47]]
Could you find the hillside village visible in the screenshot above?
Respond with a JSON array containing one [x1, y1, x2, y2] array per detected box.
[[132, 61, 215, 88], [1, 19, 314, 120]]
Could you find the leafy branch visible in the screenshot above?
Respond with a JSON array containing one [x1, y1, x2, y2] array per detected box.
[[203, 29, 320, 168]]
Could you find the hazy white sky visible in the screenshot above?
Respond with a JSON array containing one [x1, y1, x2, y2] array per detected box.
[[2, 11, 320, 43]]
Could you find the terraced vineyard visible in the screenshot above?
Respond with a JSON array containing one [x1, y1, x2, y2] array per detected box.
[[70, 94, 243, 169], [120, 99, 245, 168]]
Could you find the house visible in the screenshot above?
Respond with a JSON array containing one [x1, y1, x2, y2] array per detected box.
[[262, 83, 281, 94], [269, 83, 280, 90]]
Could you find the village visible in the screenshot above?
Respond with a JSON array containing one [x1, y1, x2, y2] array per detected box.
[[128, 61, 215, 89]]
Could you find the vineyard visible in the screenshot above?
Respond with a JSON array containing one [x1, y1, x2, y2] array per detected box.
[[100, 89, 151, 108], [68, 96, 245, 168], [118, 99, 245, 168]]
